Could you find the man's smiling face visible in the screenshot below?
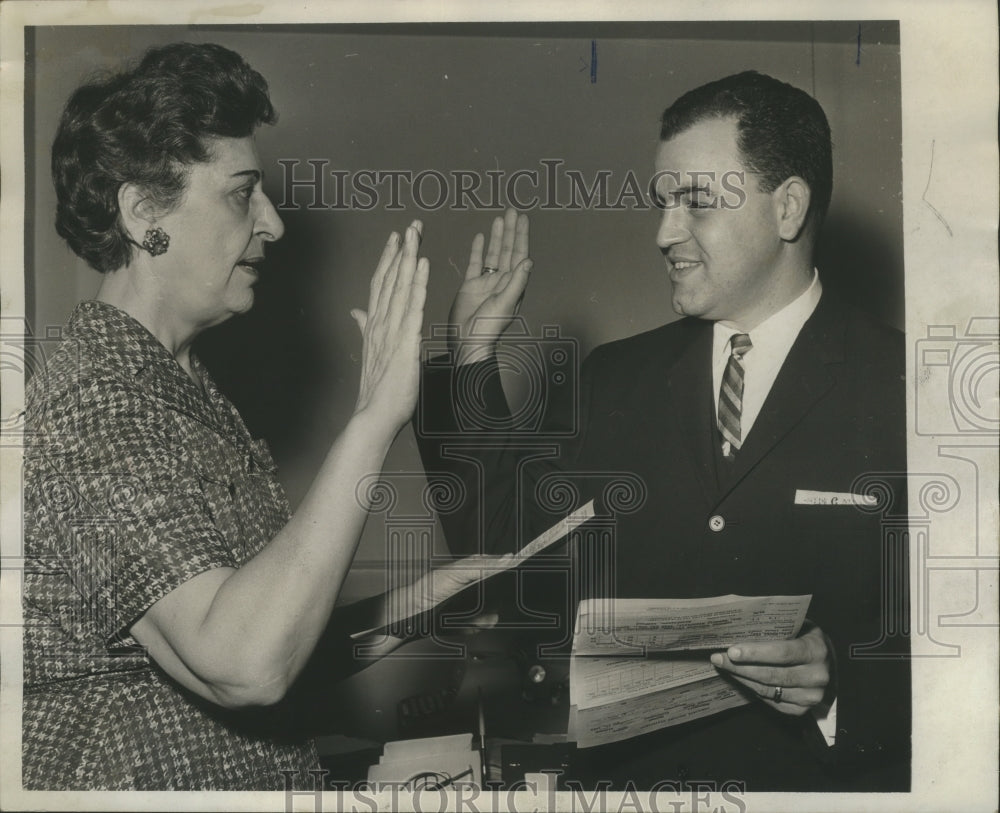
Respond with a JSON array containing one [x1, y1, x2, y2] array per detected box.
[[654, 116, 789, 330]]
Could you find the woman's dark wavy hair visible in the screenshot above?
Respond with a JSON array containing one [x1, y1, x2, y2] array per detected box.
[[660, 71, 832, 239], [52, 42, 276, 273]]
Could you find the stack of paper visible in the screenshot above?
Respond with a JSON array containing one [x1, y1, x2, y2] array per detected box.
[[567, 594, 811, 748], [367, 733, 482, 789]]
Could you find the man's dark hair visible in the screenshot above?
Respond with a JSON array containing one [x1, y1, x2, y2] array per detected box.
[[660, 70, 832, 237], [52, 42, 276, 273]]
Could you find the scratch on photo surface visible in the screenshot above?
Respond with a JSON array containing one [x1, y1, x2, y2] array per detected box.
[[922, 140, 953, 237], [579, 39, 598, 83]]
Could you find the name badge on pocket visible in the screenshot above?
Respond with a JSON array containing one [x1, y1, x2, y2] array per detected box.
[[794, 489, 877, 506]]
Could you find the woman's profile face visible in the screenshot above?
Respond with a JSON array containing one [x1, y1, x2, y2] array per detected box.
[[150, 136, 284, 331]]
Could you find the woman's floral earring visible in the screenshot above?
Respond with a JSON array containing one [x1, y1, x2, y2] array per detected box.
[[141, 226, 170, 256]]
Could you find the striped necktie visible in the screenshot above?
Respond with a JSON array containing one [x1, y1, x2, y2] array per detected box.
[[718, 332, 753, 459]]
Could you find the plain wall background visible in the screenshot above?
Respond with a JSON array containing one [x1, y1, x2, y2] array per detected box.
[[26, 22, 902, 601]]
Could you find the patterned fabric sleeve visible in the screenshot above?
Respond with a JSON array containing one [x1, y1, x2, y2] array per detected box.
[[27, 377, 240, 648]]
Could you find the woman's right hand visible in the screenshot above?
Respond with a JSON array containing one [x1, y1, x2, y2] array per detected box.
[[351, 221, 429, 431], [449, 208, 532, 366]]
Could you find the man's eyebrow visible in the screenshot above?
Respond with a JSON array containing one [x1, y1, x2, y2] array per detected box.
[[669, 183, 712, 198], [230, 169, 263, 182]]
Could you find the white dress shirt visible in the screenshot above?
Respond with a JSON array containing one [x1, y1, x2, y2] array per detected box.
[[709, 269, 838, 745], [712, 269, 823, 443]]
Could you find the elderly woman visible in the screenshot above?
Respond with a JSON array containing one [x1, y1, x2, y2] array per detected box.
[[23, 41, 486, 791]]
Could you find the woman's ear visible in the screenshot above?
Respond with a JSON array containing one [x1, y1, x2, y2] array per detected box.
[[774, 176, 812, 241], [117, 183, 159, 244]]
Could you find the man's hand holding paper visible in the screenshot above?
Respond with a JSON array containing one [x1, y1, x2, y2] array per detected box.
[[567, 595, 818, 748], [710, 622, 833, 716]]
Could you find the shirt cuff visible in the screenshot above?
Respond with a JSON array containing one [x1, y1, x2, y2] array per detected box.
[[811, 697, 838, 746]]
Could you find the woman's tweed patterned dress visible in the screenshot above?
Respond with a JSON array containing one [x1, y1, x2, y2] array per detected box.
[[22, 301, 320, 789]]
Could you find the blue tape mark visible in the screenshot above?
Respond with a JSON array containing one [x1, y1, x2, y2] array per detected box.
[[856, 23, 862, 66], [591, 39, 598, 83]]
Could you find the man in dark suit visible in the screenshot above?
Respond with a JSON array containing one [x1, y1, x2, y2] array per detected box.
[[417, 71, 909, 792]]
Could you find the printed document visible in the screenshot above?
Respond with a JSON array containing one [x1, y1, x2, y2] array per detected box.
[[568, 594, 811, 748], [364, 501, 595, 635]]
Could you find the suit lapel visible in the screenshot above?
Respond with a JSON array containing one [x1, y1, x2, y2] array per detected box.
[[721, 292, 845, 495], [660, 320, 719, 503]]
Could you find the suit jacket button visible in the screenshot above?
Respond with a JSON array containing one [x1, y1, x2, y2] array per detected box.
[[708, 515, 725, 532]]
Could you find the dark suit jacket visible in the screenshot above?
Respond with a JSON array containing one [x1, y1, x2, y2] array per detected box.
[[416, 291, 910, 791]]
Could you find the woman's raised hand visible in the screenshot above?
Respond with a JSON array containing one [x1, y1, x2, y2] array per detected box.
[[351, 221, 429, 431], [449, 208, 532, 366]]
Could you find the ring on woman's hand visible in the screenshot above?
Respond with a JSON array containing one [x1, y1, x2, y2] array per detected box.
[[482, 266, 499, 274], [772, 686, 783, 703]]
